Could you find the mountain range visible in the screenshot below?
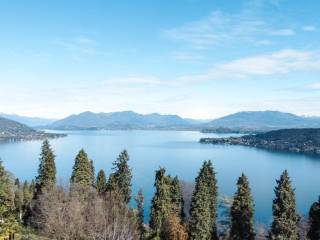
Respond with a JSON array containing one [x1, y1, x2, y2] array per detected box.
[[2, 110, 320, 132], [47, 111, 197, 130], [204, 111, 320, 132]]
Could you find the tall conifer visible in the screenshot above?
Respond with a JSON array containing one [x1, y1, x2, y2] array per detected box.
[[150, 168, 172, 237], [96, 169, 107, 194], [230, 173, 255, 240], [70, 149, 93, 188], [308, 197, 320, 240], [270, 170, 297, 240], [108, 150, 132, 203], [171, 176, 185, 220], [35, 140, 56, 194], [135, 188, 145, 237], [189, 160, 218, 240]]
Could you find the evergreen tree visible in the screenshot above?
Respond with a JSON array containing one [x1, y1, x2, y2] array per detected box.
[[135, 188, 145, 237], [35, 140, 56, 195], [270, 170, 298, 240], [308, 197, 320, 240], [106, 173, 117, 192], [29, 179, 36, 195], [109, 150, 132, 203], [96, 169, 107, 194], [70, 149, 93, 188], [22, 181, 33, 208], [0, 160, 18, 235], [189, 160, 218, 240], [170, 176, 185, 220], [14, 183, 23, 222], [230, 173, 255, 240], [150, 168, 172, 237], [90, 160, 95, 188]]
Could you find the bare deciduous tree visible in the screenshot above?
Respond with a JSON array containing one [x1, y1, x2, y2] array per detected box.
[[31, 185, 140, 240]]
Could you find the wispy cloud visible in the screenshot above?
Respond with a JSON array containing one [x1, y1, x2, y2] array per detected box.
[[171, 52, 203, 62], [162, 1, 301, 50], [177, 49, 320, 82], [302, 25, 317, 32], [53, 35, 109, 58], [270, 28, 295, 36], [162, 10, 266, 49], [308, 82, 320, 89]]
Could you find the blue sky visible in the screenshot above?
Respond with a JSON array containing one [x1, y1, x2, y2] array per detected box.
[[0, 0, 320, 119]]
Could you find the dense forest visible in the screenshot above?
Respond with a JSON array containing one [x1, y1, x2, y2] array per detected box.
[[0, 140, 319, 239]]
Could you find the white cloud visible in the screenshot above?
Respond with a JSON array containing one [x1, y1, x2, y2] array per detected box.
[[270, 28, 295, 36], [308, 82, 320, 89], [302, 25, 316, 32], [171, 52, 203, 61], [178, 49, 320, 82], [162, 1, 299, 50], [163, 10, 267, 49]]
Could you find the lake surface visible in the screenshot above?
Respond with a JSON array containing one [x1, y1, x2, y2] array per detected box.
[[0, 130, 320, 225]]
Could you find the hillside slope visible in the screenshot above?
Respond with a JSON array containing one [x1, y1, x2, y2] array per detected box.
[[0, 117, 64, 141], [0, 113, 56, 127], [48, 111, 192, 130], [206, 111, 320, 132]]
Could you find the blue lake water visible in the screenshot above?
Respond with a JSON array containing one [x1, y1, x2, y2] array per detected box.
[[0, 130, 320, 225]]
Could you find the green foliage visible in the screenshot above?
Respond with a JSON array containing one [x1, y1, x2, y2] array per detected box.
[[89, 160, 95, 188], [22, 181, 33, 208], [308, 198, 320, 240], [14, 183, 24, 222], [230, 173, 255, 240], [170, 176, 184, 220], [135, 188, 145, 238], [107, 150, 132, 203], [96, 169, 107, 194], [149, 168, 172, 237], [189, 160, 218, 240], [0, 160, 19, 236], [35, 140, 56, 195], [270, 170, 298, 240], [70, 149, 93, 188]]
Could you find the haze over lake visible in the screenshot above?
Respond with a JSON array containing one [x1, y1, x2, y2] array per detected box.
[[1, 130, 320, 223]]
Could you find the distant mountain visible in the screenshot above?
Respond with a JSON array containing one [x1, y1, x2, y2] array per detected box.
[[48, 111, 193, 130], [0, 113, 56, 127], [205, 111, 320, 132], [0, 117, 64, 141]]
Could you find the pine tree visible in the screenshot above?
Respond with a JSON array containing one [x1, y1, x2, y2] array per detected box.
[[90, 160, 95, 188], [270, 170, 298, 240], [70, 149, 93, 188], [171, 176, 185, 220], [230, 173, 255, 240], [0, 160, 18, 235], [150, 167, 172, 237], [189, 160, 218, 240], [308, 197, 320, 240], [96, 169, 107, 194], [108, 150, 132, 203], [135, 188, 145, 237], [35, 140, 56, 195], [22, 181, 33, 208], [29, 179, 36, 195], [106, 173, 117, 192], [14, 183, 24, 222]]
